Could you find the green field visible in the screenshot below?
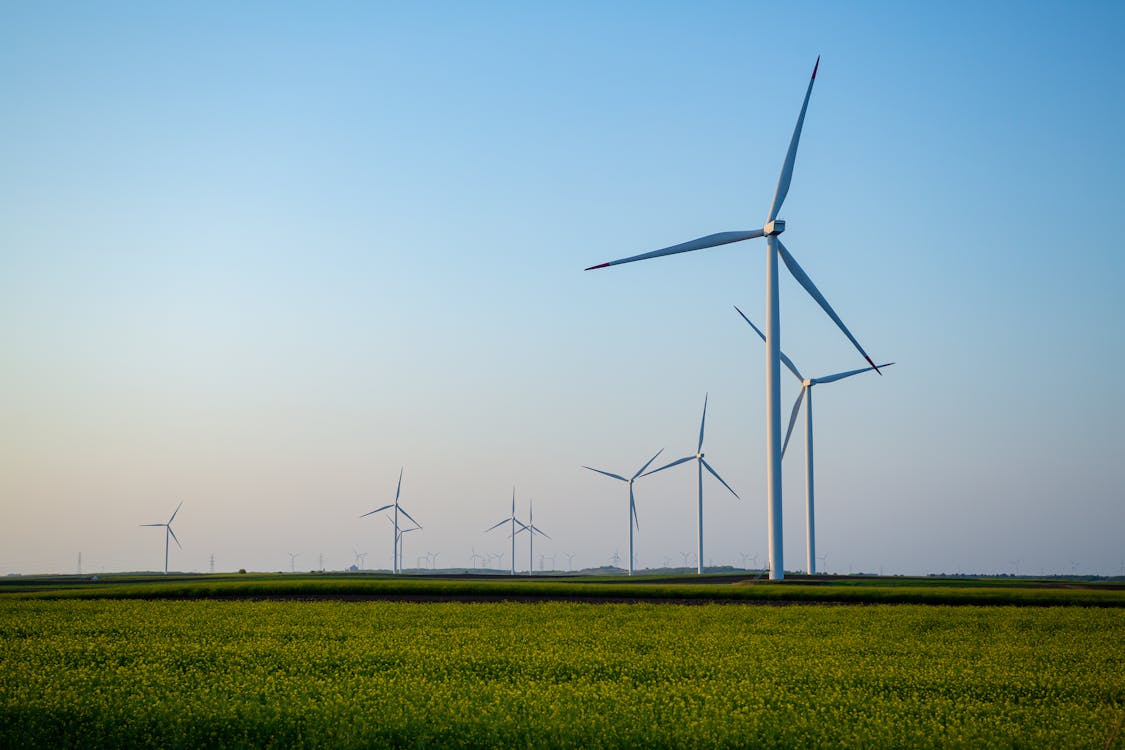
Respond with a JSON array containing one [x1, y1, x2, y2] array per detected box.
[[6, 571, 1125, 608], [2, 596, 1123, 748]]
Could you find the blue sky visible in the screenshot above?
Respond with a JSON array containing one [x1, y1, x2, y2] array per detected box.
[[2, 1, 1123, 576]]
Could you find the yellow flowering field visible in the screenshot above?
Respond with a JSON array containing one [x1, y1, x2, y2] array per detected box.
[[1, 599, 1121, 747]]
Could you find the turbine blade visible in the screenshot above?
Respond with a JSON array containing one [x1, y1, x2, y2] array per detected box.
[[633, 448, 664, 480], [394, 467, 403, 505], [584, 230, 764, 270], [640, 455, 694, 478], [631, 498, 640, 531], [167, 526, 181, 549], [733, 305, 804, 381], [583, 466, 627, 482], [531, 525, 551, 540], [698, 393, 708, 453], [485, 518, 509, 533], [360, 504, 394, 518], [777, 240, 880, 373], [701, 458, 739, 499], [782, 387, 807, 460], [397, 507, 422, 529], [140, 523, 164, 527], [167, 501, 183, 524], [766, 56, 819, 223], [813, 362, 894, 385]]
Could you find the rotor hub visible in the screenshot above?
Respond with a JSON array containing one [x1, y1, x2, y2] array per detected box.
[[764, 219, 786, 236]]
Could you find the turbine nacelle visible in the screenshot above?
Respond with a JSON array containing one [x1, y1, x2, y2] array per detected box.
[[763, 219, 786, 236]]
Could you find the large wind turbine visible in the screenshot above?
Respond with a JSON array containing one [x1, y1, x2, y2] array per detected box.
[[583, 449, 663, 576], [642, 395, 739, 575], [584, 58, 880, 579], [514, 498, 551, 575], [485, 488, 527, 576], [735, 305, 892, 574], [140, 501, 182, 575], [361, 468, 421, 575]]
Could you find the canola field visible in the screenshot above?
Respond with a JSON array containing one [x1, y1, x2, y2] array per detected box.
[[1, 599, 1122, 748]]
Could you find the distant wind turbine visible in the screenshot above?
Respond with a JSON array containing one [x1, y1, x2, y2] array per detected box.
[[584, 449, 663, 576], [514, 498, 550, 575], [288, 552, 300, 574], [386, 516, 419, 573], [642, 395, 738, 575], [485, 488, 527, 576], [361, 467, 422, 575], [735, 305, 892, 574], [140, 501, 182, 575], [584, 58, 882, 580]]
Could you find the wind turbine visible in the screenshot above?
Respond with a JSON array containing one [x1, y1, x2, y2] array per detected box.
[[386, 517, 419, 573], [361, 467, 421, 575], [642, 395, 739, 575], [514, 498, 550, 575], [288, 552, 300, 574], [584, 58, 881, 580], [584, 449, 663, 576], [140, 501, 182, 575], [735, 305, 892, 574], [485, 488, 527, 576]]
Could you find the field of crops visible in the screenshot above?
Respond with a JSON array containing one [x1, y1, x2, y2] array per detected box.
[[2, 598, 1122, 748], [6, 571, 1125, 607]]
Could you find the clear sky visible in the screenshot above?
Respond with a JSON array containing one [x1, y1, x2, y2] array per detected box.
[[2, 1, 1123, 577]]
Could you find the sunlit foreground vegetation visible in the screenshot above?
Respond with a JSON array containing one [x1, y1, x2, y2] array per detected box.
[[2, 599, 1122, 748]]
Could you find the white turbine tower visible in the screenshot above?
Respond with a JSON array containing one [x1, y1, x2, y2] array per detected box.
[[361, 467, 422, 575], [735, 305, 892, 574], [140, 501, 182, 575], [642, 395, 739, 575], [584, 58, 881, 579], [584, 449, 663, 576], [485, 488, 527, 576], [514, 498, 551, 575]]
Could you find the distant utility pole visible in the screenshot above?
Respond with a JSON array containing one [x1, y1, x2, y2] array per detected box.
[[318, 553, 324, 572]]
